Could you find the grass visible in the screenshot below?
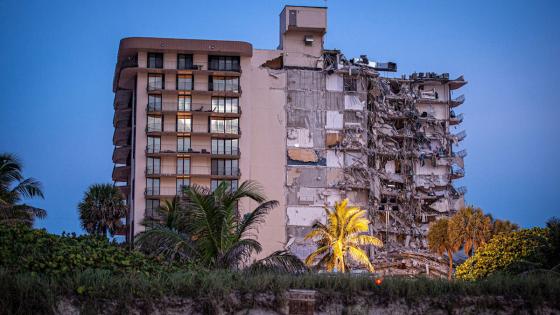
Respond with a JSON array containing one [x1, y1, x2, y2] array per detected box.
[[1, 268, 559, 314]]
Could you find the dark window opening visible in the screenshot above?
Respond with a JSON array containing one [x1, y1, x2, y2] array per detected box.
[[343, 76, 357, 92], [177, 54, 194, 70], [147, 53, 163, 69], [208, 55, 240, 71]]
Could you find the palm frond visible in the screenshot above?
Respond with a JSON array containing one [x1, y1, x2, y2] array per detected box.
[[236, 200, 279, 239], [135, 226, 197, 263], [12, 178, 44, 199], [219, 238, 262, 269], [347, 246, 374, 272], [249, 250, 307, 273]]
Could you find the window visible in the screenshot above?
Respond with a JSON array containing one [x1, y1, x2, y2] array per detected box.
[[177, 74, 193, 90], [177, 137, 191, 152], [147, 136, 160, 153], [212, 138, 239, 155], [147, 116, 162, 132], [208, 55, 240, 71], [146, 199, 160, 219], [209, 76, 239, 92], [177, 116, 192, 132], [210, 118, 238, 134], [147, 53, 163, 69], [146, 157, 160, 174], [343, 76, 357, 92], [211, 97, 239, 113], [177, 158, 190, 175], [211, 159, 239, 176], [177, 54, 194, 70], [146, 178, 160, 195], [177, 95, 191, 111], [211, 179, 238, 192], [148, 95, 162, 112], [148, 74, 164, 90], [176, 178, 190, 194]]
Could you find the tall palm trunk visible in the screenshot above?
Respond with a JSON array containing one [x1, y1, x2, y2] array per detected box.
[[447, 249, 454, 280]]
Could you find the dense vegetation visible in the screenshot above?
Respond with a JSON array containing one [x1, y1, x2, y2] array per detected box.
[[456, 225, 559, 281], [2, 268, 559, 314], [0, 224, 170, 275]]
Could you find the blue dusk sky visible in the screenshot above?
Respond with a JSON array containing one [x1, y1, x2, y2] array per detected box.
[[0, 0, 558, 234]]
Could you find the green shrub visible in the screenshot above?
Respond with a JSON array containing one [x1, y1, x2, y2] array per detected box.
[[456, 228, 550, 281], [0, 224, 172, 275]]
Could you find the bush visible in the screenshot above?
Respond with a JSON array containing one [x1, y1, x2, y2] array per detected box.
[[0, 224, 172, 275], [1, 268, 559, 314], [456, 228, 550, 281]]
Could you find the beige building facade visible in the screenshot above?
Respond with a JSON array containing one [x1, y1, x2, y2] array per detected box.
[[112, 5, 466, 275]]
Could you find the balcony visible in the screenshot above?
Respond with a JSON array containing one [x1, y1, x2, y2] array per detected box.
[[145, 187, 178, 198], [112, 165, 131, 183], [449, 111, 464, 125], [146, 145, 240, 159], [449, 76, 467, 90], [450, 130, 467, 143], [145, 166, 240, 179], [114, 90, 132, 110], [115, 184, 130, 197], [113, 108, 132, 128], [113, 127, 131, 146], [146, 102, 241, 117], [451, 167, 465, 179], [450, 94, 465, 108], [112, 146, 131, 164]]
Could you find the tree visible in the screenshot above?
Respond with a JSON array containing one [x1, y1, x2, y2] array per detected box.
[[427, 218, 457, 280], [456, 228, 550, 281], [304, 199, 383, 273], [135, 181, 306, 272], [449, 206, 492, 257], [488, 215, 519, 236], [78, 184, 127, 237], [0, 153, 45, 227]]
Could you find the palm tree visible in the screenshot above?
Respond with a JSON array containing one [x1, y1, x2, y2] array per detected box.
[[0, 153, 45, 227], [304, 199, 383, 273], [486, 214, 519, 236], [136, 180, 306, 272], [427, 218, 457, 280], [135, 197, 197, 263], [449, 206, 492, 257], [78, 184, 127, 237]]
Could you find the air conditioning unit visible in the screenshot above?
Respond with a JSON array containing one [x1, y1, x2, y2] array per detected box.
[[304, 35, 314, 46]]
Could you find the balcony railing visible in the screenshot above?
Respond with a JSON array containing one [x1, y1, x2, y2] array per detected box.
[[451, 130, 467, 142], [208, 82, 241, 93], [211, 168, 241, 177], [451, 167, 465, 178], [146, 123, 162, 132], [450, 94, 465, 107], [147, 83, 164, 91]]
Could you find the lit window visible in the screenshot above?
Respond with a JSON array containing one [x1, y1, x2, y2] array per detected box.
[[147, 116, 162, 132], [177, 117, 192, 132], [148, 74, 163, 90], [178, 96, 191, 111]]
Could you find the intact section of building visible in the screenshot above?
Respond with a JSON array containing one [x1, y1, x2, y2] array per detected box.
[[112, 5, 467, 276]]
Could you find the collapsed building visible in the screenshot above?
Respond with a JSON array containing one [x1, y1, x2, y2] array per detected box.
[[275, 7, 467, 276], [111, 5, 466, 276]]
